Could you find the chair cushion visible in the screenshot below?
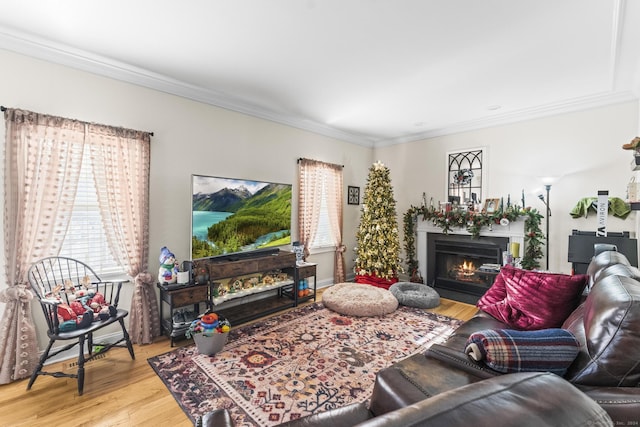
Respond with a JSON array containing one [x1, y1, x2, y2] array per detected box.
[[477, 266, 587, 330], [465, 328, 580, 376]]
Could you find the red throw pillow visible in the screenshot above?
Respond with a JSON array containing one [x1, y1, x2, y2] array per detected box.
[[477, 266, 588, 330]]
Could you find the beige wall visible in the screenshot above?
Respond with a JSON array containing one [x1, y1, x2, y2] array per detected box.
[[0, 49, 371, 346], [0, 47, 638, 350], [375, 101, 639, 273]]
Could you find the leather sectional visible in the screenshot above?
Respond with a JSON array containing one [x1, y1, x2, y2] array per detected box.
[[370, 249, 640, 425]]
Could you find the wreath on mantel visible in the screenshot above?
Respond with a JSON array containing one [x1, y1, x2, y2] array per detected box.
[[403, 204, 544, 272]]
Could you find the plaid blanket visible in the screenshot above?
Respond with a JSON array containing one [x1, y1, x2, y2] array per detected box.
[[465, 328, 580, 376]]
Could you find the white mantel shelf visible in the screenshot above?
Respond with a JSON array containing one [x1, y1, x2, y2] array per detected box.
[[416, 218, 525, 285]]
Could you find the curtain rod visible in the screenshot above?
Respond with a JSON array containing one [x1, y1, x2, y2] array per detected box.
[[297, 157, 344, 168], [1, 105, 154, 136]]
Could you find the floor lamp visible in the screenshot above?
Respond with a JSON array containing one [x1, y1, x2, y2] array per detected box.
[[538, 184, 551, 269]]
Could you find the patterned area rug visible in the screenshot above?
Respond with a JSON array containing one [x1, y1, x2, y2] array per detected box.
[[148, 302, 463, 426]]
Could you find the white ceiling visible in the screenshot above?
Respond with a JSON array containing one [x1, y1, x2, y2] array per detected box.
[[1, 0, 639, 147]]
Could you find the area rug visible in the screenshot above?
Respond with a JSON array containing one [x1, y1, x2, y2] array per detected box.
[[148, 302, 463, 426]]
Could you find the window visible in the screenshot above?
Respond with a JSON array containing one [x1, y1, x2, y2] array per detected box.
[[297, 158, 343, 255], [58, 150, 124, 277], [310, 183, 335, 249], [298, 157, 347, 283], [3, 108, 150, 281]]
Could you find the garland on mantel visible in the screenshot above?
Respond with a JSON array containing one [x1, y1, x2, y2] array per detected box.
[[403, 205, 544, 272]]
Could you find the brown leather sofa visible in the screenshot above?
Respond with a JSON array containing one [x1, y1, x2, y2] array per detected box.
[[371, 249, 640, 426], [198, 372, 613, 427]]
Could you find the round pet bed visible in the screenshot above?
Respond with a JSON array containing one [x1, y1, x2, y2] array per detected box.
[[323, 282, 398, 316], [389, 282, 440, 309]]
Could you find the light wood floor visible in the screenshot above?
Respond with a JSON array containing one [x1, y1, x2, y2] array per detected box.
[[0, 293, 477, 427]]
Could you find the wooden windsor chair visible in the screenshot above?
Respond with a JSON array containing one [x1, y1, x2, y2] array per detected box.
[[27, 256, 135, 395]]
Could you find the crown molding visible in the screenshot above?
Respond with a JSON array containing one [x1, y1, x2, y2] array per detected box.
[[0, 26, 376, 148], [1, 25, 636, 149], [374, 90, 639, 147]]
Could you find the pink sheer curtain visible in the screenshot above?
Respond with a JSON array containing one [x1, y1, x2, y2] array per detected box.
[[129, 272, 160, 344], [298, 158, 345, 283], [87, 124, 150, 277], [0, 108, 153, 381], [298, 159, 323, 259], [87, 124, 153, 345], [324, 166, 346, 283], [1, 109, 86, 383]]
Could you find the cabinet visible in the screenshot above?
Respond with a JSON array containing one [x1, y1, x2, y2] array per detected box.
[[157, 283, 212, 346], [292, 262, 317, 304], [158, 250, 305, 345]]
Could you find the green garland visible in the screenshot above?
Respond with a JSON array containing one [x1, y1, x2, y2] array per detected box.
[[403, 204, 544, 272], [402, 209, 419, 277]]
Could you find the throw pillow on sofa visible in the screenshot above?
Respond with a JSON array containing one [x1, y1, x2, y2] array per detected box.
[[477, 265, 588, 330], [465, 328, 580, 376]]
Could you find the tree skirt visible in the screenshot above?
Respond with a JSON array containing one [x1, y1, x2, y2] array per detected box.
[[355, 274, 399, 289], [148, 302, 462, 426]]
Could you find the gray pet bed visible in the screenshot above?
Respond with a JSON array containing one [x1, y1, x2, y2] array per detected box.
[[389, 282, 440, 309]]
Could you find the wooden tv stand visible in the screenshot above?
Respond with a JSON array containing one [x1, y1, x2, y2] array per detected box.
[[158, 250, 316, 345]]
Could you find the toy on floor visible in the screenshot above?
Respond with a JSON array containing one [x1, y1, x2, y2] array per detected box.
[[199, 312, 219, 333], [186, 310, 231, 338]]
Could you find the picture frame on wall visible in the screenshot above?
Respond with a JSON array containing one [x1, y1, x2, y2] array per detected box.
[[483, 198, 500, 213], [348, 186, 360, 205]]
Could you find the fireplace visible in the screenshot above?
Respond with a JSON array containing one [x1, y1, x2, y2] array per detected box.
[[416, 217, 525, 304], [427, 233, 509, 304]]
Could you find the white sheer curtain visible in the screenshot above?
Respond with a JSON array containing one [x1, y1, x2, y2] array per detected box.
[[0, 108, 152, 382], [298, 158, 345, 283]]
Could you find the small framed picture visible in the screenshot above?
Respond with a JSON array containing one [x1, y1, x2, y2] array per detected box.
[[348, 186, 360, 205], [483, 198, 500, 213]]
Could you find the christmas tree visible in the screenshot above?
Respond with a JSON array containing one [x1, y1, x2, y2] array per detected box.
[[355, 161, 402, 288]]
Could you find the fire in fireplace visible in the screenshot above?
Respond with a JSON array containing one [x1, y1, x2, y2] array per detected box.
[[457, 260, 475, 278], [427, 233, 509, 303]]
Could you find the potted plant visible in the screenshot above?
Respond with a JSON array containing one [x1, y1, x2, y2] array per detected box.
[[185, 310, 231, 356]]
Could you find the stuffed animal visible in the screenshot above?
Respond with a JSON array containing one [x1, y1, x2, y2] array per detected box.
[[65, 278, 117, 321], [158, 246, 179, 284], [57, 303, 94, 332]]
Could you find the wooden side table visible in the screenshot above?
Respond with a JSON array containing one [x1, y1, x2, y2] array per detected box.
[[295, 262, 317, 304], [157, 283, 212, 346]]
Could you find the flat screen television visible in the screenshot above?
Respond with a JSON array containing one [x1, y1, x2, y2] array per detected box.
[[191, 174, 292, 260]]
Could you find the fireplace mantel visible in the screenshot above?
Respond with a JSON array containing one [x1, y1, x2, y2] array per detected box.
[[416, 218, 525, 285]]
